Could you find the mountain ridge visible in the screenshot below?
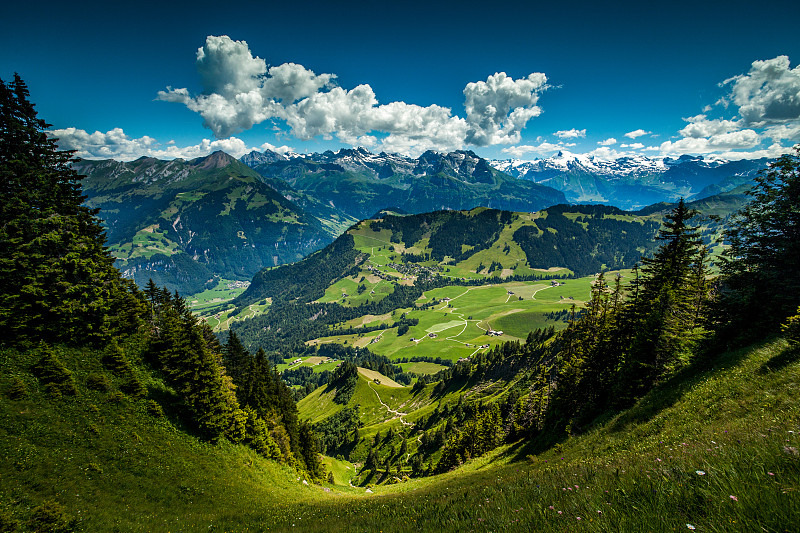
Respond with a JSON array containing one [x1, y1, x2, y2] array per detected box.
[[75, 151, 346, 294], [241, 148, 567, 220], [491, 150, 768, 208]]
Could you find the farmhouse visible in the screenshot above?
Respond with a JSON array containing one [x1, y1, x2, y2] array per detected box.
[[428, 332, 438, 338], [486, 330, 503, 337]]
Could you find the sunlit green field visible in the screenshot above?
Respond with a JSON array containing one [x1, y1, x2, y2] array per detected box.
[[188, 278, 251, 311], [108, 225, 180, 262], [398, 362, 448, 374], [310, 275, 597, 361]]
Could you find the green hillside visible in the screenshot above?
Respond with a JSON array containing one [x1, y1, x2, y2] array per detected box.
[[0, 343, 323, 531], [3, 333, 796, 530], [281, 337, 799, 532], [230, 204, 680, 354], [76, 152, 355, 295]]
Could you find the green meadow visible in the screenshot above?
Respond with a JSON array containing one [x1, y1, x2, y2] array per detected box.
[[310, 275, 596, 362]]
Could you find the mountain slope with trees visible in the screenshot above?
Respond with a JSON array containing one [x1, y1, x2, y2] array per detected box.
[[75, 153, 354, 295], [0, 75, 326, 528]]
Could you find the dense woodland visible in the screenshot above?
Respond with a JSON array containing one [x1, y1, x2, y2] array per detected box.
[[513, 204, 662, 276]]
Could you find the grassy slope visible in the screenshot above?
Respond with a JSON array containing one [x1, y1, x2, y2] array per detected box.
[[309, 275, 594, 362], [0, 343, 319, 531], [263, 338, 800, 532], [298, 373, 430, 427], [2, 336, 797, 530]]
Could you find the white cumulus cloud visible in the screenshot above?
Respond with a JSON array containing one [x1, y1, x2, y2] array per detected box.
[[159, 36, 549, 156], [500, 141, 571, 158], [597, 137, 617, 146], [464, 72, 548, 146], [620, 142, 644, 149], [659, 129, 762, 156], [624, 129, 651, 139], [48, 127, 286, 161], [554, 128, 586, 139], [678, 115, 742, 138], [725, 55, 800, 126]]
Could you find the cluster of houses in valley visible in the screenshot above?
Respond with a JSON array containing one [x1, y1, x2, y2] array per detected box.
[[364, 260, 440, 283], [227, 280, 250, 289]]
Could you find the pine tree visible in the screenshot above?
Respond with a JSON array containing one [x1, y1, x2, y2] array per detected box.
[[0, 74, 141, 345], [716, 147, 800, 342], [223, 330, 250, 388], [619, 199, 706, 398]]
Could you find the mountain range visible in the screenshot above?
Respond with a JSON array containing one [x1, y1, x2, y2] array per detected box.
[[491, 151, 767, 209], [241, 147, 567, 220], [76, 146, 768, 296]]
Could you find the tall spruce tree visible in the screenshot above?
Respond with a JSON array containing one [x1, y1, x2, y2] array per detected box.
[[618, 199, 708, 399], [716, 147, 800, 343], [0, 74, 141, 345]]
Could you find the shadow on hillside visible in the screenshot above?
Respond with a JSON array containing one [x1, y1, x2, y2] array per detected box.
[[506, 338, 774, 463], [147, 384, 199, 437], [758, 345, 798, 373], [607, 338, 775, 435]]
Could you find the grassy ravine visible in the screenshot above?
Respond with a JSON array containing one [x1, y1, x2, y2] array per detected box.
[[266, 338, 800, 532], [2, 339, 799, 531]]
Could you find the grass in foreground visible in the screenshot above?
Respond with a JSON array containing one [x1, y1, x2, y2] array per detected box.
[[1, 338, 797, 531], [259, 338, 800, 532]]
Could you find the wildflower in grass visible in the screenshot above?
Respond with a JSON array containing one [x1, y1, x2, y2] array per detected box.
[[695, 470, 706, 475], [768, 472, 775, 476], [557, 511, 562, 514], [730, 495, 738, 501], [687, 524, 696, 530], [549, 506, 554, 510]]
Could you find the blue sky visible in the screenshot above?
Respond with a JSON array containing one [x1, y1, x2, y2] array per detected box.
[[2, 0, 799, 161]]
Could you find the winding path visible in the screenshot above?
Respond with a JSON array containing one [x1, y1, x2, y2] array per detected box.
[[367, 382, 412, 426]]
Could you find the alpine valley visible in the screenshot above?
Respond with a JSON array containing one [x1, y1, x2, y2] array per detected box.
[[2, 74, 799, 533]]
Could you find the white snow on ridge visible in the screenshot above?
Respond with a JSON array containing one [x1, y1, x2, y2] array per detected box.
[[489, 151, 730, 180]]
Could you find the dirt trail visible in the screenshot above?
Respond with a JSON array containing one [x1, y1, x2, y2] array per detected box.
[[367, 382, 412, 426]]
